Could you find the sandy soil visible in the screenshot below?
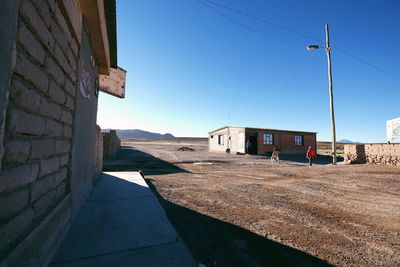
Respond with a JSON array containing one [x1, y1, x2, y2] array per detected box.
[[107, 139, 400, 267]]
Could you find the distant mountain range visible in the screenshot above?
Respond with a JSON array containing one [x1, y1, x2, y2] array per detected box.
[[102, 129, 175, 139], [337, 139, 359, 143]]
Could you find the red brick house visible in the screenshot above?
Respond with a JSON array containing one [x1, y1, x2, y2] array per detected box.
[[209, 126, 317, 155]]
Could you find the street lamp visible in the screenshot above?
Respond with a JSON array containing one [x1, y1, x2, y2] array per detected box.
[[307, 24, 337, 165]]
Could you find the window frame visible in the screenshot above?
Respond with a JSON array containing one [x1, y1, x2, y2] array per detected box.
[[263, 133, 274, 145], [294, 135, 304, 146], [218, 135, 224, 145]]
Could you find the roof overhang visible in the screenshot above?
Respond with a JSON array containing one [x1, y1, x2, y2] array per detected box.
[[208, 126, 231, 134], [60, 0, 125, 96], [244, 127, 317, 135], [79, 0, 111, 75], [59, 0, 83, 43], [104, 0, 117, 68], [209, 126, 317, 135], [59, 0, 117, 74]]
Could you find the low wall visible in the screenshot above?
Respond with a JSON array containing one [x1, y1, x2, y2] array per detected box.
[[344, 144, 400, 165], [95, 125, 103, 178], [102, 130, 121, 158]]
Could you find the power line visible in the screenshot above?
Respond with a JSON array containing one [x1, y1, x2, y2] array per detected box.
[[197, 0, 304, 46], [202, 0, 324, 45], [240, 54, 316, 111], [267, 53, 316, 91], [198, 0, 400, 81], [332, 45, 400, 81]]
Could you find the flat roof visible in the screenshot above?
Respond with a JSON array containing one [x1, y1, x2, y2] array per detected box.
[[209, 126, 317, 134]]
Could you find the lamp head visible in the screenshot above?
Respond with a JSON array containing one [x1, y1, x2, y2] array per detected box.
[[306, 45, 320, 50]]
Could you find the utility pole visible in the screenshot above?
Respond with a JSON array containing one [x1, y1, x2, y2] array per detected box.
[[325, 24, 337, 165]]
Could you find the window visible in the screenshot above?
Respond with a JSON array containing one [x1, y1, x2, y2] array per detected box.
[[210, 135, 214, 139], [294, 135, 304, 146], [263, 133, 274, 145], [218, 135, 224, 145]]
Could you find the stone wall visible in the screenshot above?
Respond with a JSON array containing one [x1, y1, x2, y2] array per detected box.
[[0, 0, 107, 265], [344, 144, 400, 165], [102, 130, 121, 158]]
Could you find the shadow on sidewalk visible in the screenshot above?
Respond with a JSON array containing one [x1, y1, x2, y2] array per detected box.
[[146, 178, 332, 267], [103, 146, 190, 175], [50, 172, 196, 266]]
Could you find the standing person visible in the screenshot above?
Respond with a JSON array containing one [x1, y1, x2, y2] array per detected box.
[[271, 146, 280, 163], [306, 146, 317, 166], [246, 139, 252, 154]]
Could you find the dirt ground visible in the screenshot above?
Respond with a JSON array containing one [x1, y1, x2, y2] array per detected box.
[[106, 138, 400, 267]]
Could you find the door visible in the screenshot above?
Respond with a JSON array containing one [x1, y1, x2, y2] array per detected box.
[[245, 134, 258, 155]]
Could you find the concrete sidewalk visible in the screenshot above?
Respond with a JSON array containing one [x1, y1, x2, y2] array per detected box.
[[49, 172, 196, 267]]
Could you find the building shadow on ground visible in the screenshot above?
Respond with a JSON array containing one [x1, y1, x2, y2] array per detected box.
[[103, 146, 190, 175], [146, 178, 332, 267], [278, 154, 344, 165], [103, 147, 331, 266]]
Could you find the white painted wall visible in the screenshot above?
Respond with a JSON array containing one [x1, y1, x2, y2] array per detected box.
[[209, 127, 245, 154], [209, 128, 228, 152]]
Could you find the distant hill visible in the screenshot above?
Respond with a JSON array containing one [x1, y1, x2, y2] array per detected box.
[[338, 139, 359, 143], [103, 129, 175, 139]]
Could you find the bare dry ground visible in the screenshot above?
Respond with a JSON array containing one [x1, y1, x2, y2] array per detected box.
[[108, 138, 400, 267], [316, 141, 346, 156]]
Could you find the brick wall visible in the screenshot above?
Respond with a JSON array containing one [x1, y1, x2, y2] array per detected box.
[[257, 131, 316, 154], [344, 144, 400, 165], [257, 132, 280, 154], [0, 0, 106, 265], [0, 0, 77, 259]]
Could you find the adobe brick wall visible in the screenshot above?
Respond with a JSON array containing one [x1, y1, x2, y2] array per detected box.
[[95, 125, 103, 177], [344, 144, 400, 165], [103, 130, 121, 158], [0, 1, 21, 171], [0, 0, 102, 265]]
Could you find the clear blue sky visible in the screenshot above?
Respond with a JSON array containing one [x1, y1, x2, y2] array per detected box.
[[97, 0, 400, 142]]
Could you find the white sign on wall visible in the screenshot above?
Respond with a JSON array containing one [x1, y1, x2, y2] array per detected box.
[[386, 117, 400, 141]]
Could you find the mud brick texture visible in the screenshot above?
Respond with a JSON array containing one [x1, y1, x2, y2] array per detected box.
[[0, 0, 79, 260], [344, 144, 400, 165]]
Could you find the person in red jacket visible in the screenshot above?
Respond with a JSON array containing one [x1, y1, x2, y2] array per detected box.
[[306, 146, 317, 166]]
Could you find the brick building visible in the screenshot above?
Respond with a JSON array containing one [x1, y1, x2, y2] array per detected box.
[[209, 126, 317, 155], [0, 0, 125, 266]]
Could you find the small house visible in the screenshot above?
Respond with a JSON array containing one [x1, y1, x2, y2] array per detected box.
[[208, 126, 317, 155]]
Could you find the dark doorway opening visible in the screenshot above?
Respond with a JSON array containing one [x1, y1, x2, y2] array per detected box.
[[245, 133, 258, 155]]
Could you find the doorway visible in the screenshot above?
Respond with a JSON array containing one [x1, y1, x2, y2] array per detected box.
[[245, 133, 258, 155]]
